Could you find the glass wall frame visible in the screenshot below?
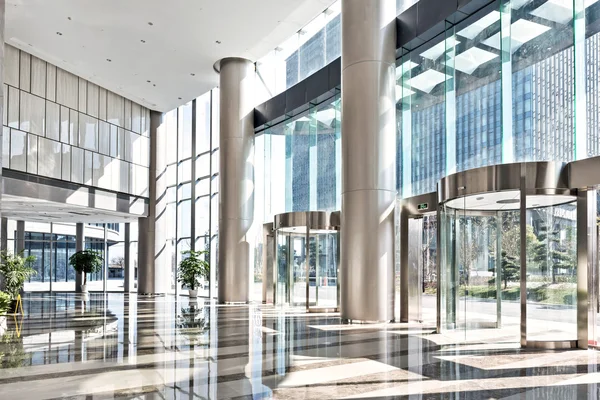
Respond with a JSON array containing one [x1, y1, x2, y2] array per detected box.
[[163, 89, 220, 298]]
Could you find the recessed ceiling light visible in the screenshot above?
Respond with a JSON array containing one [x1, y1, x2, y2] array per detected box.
[[148, 22, 153, 26], [215, 40, 221, 44], [153, 84, 156, 87], [68, 16, 72, 21], [106, 58, 112, 62], [178, 97, 182, 100], [190, 73, 195, 76], [141, 39, 146, 43], [56, 32, 63, 36], [147, 80, 151, 83]]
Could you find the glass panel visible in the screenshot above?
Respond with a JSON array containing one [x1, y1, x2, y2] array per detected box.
[[177, 200, 191, 238], [510, 0, 574, 163], [453, 9, 502, 172], [275, 232, 289, 305], [10, 129, 27, 171], [38, 137, 62, 179], [196, 93, 211, 154], [422, 215, 437, 323], [179, 159, 192, 182], [399, 33, 449, 197], [107, 242, 125, 292], [291, 235, 306, 307], [195, 196, 210, 235], [194, 236, 210, 298], [178, 102, 192, 160], [526, 201, 577, 341], [309, 231, 339, 309]]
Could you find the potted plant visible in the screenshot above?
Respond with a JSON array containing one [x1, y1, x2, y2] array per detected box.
[[177, 250, 209, 298], [69, 250, 103, 293], [0, 252, 36, 312]]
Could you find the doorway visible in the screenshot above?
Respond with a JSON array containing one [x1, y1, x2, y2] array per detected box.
[[267, 211, 340, 312], [399, 192, 438, 325]]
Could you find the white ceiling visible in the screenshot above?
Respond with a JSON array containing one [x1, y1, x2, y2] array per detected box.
[[1, 195, 140, 223], [6, 0, 334, 112]]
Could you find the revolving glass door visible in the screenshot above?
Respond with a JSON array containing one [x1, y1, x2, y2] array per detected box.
[[273, 211, 340, 312], [438, 163, 578, 347]]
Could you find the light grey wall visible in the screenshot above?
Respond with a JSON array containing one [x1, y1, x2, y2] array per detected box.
[[2, 44, 150, 197]]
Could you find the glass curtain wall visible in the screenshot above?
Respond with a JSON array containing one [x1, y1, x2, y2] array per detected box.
[[163, 89, 220, 298], [18, 221, 136, 292], [397, 0, 600, 198], [255, 2, 341, 104], [259, 94, 341, 222]]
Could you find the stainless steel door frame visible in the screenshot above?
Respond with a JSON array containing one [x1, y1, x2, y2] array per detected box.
[[399, 192, 437, 323], [262, 223, 275, 304]]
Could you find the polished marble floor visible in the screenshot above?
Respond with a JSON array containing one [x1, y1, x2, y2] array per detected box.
[[0, 293, 600, 399]]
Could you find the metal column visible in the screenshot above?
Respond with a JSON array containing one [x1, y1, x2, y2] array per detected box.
[[138, 111, 168, 295], [123, 223, 134, 292], [0, 217, 7, 253], [215, 57, 255, 304], [75, 223, 84, 293], [340, 0, 397, 322], [577, 189, 596, 349], [262, 223, 274, 304]]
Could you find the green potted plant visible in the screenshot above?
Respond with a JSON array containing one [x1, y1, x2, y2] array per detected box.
[[177, 250, 209, 298], [0, 252, 36, 312], [69, 250, 103, 293]]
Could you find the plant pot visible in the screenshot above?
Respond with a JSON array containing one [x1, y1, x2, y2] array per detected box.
[[80, 284, 88, 293], [188, 289, 198, 298]]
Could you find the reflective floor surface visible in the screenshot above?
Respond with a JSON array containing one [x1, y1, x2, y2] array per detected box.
[[1, 293, 600, 399]]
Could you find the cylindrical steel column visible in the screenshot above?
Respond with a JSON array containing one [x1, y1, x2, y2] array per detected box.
[[216, 57, 255, 303], [75, 222, 84, 292], [138, 111, 168, 295], [340, 0, 397, 322], [123, 222, 133, 292]]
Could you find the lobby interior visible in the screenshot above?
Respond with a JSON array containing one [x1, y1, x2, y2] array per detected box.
[[4, 0, 600, 399]]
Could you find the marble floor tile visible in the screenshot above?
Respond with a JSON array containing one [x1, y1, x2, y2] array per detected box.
[[1, 293, 600, 399]]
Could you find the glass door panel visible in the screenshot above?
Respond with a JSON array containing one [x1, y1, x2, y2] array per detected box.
[[275, 232, 289, 305], [291, 235, 306, 307], [422, 215, 437, 324], [309, 231, 339, 310], [440, 204, 458, 331], [463, 212, 499, 335], [497, 210, 521, 343], [526, 202, 577, 342]]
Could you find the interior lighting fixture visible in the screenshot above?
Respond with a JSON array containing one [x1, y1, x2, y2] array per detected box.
[[454, 47, 498, 74], [407, 69, 450, 93], [456, 11, 500, 40], [482, 19, 550, 53]]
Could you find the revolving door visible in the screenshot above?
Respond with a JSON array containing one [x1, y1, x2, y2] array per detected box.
[[267, 211, 340, 312], [438, 162, 579, 347], [399, 161, 599, 348]]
